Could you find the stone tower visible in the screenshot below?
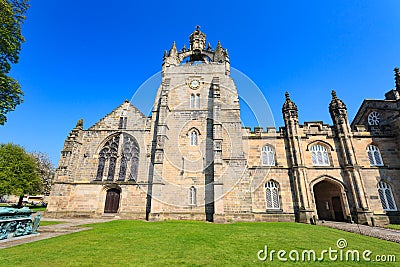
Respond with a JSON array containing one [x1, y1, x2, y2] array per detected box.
[[147, 27, 248, 222]]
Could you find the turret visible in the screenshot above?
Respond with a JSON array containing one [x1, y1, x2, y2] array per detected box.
[[329, 90, 348, 125], [282, 92, 298, 123]]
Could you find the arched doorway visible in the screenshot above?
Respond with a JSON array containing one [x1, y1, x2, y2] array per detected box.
[[313, 180, 345, 222], [104, 188, 120, 213]]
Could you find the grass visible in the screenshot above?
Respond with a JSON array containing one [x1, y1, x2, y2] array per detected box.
[[386, 224, 400, 230], [0, 220, 399, 266], [39, 221, 63, 226]]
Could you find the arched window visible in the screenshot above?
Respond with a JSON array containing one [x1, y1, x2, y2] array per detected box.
[[261, 146, 275, 166], [367, 145, 383, 166], [189, 186, 196, 206], [96, 135, 120, 181], [310, 144, 330, 166], [377, 181, 397, 211], [195, 94, 200, 108], [190, 131, 198, 146], [265, 181, 280, 209], [96, 134, 139, 182], [190, 94, 195, 108]]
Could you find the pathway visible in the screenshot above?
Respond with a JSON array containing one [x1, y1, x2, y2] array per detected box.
[[320, 221, 400, 244]]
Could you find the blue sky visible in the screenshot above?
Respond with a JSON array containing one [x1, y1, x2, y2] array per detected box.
[[2, 1, 400, 166]]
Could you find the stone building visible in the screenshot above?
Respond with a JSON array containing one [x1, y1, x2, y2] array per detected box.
[[47, 27, 400, 225]]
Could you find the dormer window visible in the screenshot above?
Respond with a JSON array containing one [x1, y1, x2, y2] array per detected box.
[[368, 111, 380, 126]]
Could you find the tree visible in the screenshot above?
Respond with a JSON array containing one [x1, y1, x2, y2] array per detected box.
[[31, 151, 54, 195], [0, 143, 41, 207], [0, 0, 30, 125]]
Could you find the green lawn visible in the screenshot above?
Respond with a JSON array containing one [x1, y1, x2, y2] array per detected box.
[[0, 220, 399, 266], [386, 224, 400, 230], [40, 221, 63, 226]]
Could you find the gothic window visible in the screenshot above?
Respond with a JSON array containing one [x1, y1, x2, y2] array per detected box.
[[107, 157, 117, 181], [310, 144, 330, 166], [190, 94, 195, 108], [377, 181, 397, 211], [368, 111, 380, 126], [121, 134, 139, 181], [190, 130, 198, 146], [195, 94, 200, 108], [367, 145, 383, 166], [265, 181, 280, 209], [95, 156, 106, 180], [118, 156, 127, 181], [129, 156, 139, 181], [189, 186, 196, 206], [95, 133, 139, 182], [261, 145, 275, 166], [96, 135, 120, 180]]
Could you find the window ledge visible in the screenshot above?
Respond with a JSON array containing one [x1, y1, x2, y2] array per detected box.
[[266, 209, 283, 213]]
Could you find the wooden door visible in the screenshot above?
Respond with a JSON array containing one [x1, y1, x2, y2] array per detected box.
[[332, 196, 345, 222], [104, 189, 120, 213]]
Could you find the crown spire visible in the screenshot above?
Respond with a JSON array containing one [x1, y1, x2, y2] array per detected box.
[[189, 26, 206, 51]]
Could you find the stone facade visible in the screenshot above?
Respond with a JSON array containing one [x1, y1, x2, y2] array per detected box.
[[47, 28, 400, 225]]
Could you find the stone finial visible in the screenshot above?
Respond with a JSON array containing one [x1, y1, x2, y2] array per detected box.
[[214, 41, 225, 62], [282, 91, 298, 113], [169, 41, 178, 56], [75, 118, 83, 129], [394, 67, 400, 91], [331, 90, 337, 99], [329, 89, 346, 111]]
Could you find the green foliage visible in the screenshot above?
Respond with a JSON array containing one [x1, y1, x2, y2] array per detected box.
[[0, 220, 399, 266], [0, 0, 29, 125], [0, 143, 41, 196]]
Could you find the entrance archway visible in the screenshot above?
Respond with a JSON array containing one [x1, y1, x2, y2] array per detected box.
[[313, 180, 345, 221], [104, 188, 120, 213]]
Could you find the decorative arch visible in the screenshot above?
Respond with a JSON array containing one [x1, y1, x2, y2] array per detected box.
[[310, 175, 346, 190], [306, 140, 334, 151], [310, 175, 350, 222], [95, 133, 140, 182], [187, 128, 200, 146]]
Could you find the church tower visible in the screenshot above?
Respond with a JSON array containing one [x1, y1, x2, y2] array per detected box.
[[147, 27, 249, 221]]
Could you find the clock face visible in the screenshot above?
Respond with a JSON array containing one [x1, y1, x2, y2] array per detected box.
[[190, 80, 200, 89]]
